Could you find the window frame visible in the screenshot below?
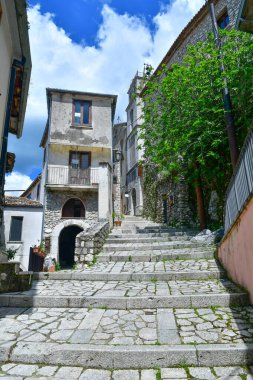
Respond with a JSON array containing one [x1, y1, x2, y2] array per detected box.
[[72, 99, 92, 126], [217, 9, 230, 29], [9, 216, 23, 242], [69, 151, 91, 170]]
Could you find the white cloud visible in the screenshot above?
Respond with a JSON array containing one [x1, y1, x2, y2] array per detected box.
[[5, 172, 32, 196], [26, 1, 205, 121], [10, 0, 205, 177]]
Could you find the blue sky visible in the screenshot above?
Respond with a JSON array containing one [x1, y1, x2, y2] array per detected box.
[[28, 0, 162, 45], [6, 0, 205, 193]]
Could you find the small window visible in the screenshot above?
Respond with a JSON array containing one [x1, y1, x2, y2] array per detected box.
[[218, 11, 230, 29], [69, 151, 91, 170], [62, 198, 85, 218], [36, 183, 40, 200], [73, 100, 91, 126], [27, 193, 32, 199], [9, 216, 23, 241], [130, 109, 134, 126]]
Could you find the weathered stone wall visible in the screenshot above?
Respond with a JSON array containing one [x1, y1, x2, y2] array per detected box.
[[44, 190, 98, 236], [0, 262, 32, 293], [163, 0, 241, 69], [75, 221, 109, 267], [143, 174, 195, 227]]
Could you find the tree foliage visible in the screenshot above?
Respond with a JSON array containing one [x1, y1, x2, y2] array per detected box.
[[140, 29, 253, 222]]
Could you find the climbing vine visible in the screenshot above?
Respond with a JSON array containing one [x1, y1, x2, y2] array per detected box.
[[140, 29, 253, 225]]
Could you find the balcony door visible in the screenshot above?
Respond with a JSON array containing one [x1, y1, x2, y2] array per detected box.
[[69, 152, 91, 185]]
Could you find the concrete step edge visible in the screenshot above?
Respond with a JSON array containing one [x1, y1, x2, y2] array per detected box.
[[0, 293, 248, 309], [32, 270, 226, 281], [3, 342, 253, 368]]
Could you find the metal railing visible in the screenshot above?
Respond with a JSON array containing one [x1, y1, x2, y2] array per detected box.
[[224, 128, 253, 233], [47, 166, 100, 186]]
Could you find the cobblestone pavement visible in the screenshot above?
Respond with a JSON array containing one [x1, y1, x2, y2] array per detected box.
[[0, 363, 253, 379], [1, 306, 253, 346], [58, 259, 222, 274], [4, 279, 241, 297], [0, 218, 252, 376]]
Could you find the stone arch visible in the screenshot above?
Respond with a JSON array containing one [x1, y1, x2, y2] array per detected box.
[[61, 197, 85, 218], [50, 219, 91, 262]]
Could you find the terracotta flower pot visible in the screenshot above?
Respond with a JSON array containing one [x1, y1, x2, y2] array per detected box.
[[114, 220, 122, 227]]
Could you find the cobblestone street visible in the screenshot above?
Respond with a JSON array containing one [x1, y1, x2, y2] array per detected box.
[[0, 218, 253, 379]]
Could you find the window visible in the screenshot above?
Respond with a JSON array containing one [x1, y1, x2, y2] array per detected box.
[[36, 183, 41, 200], [127, 165, 137, 185], [218, 11, 230, 29], [9, 216, 23, 241], [27, 193, 32, 199], [130, 109, 134, 126], [62, 198, 85, 218], [69, 152, 91, 170], [73, 100, 91, 125]]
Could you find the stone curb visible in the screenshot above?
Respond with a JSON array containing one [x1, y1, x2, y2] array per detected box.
[[2, 342, 253, 368], [0, 293, 248, 309], [97, 250, 215, 262], [103, 242, 209, 252], [32, 270, 225, 281]]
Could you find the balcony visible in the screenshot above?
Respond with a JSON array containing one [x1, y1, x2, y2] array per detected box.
[[47, 165, 100, 190]]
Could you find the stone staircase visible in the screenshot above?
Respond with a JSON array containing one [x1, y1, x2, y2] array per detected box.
[[0, 216, 253, 379]]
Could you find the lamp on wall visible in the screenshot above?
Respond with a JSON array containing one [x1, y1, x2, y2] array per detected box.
[[113, 149, 123, 162]]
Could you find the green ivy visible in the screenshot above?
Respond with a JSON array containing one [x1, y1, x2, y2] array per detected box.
[[140, 30, 253, 225]]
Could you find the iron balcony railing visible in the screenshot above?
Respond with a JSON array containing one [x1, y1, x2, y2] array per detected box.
[[224, 128, 253, 233], [47, 166, 100, 186]]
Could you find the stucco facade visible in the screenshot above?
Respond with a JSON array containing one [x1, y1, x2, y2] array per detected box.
[[4, 198, 43, 270], [125, 73, 144, 216], [41, 89, 116, 267], [0, 0, 31, 261], [112, 122, 127, 214]]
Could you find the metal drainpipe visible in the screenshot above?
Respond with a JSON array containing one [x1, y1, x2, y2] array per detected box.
[[0, 58, 25, 204], [41, 98, 52, 242]]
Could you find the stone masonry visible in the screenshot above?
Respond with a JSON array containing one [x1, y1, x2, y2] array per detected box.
[[75, 221, 110, 267], [0, 216, 253, 379], [44, 190, 98, 236]]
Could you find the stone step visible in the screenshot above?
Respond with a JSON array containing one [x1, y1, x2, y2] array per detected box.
[[0, 278, 248, 308], [103, 241, 208, 252], [110, 232, 193, 238], [98, 248, 215, 262], [0, 305, 253, 368], [106, 236, 191, 244], [2, 342, 253, 369], [33, 259, 225, 281], [0, 363, 252, 380]]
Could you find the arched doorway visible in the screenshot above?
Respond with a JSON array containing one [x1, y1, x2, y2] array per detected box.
[[59, 225, 83, 268], [132, 188, 136, 216]]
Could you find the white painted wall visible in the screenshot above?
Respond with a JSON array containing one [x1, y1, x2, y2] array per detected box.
[[49, 92, 114, 149], [4, 207, 43, 270]]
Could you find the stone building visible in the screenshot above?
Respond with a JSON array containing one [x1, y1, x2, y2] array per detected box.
[[125, 72, 144, 216], [140, 0, 242, 227], [112, 122, 127, 215], [41, 88, 117, 268], [0, 0, 31, 261]]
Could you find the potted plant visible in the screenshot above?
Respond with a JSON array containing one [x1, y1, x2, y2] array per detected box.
[[33, 241, 46, 258], [112, 212, 125, 227], [32, 243, 39, 254]]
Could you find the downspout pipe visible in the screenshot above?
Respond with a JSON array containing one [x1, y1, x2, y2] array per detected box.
[[0, 58, 26, 204]]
